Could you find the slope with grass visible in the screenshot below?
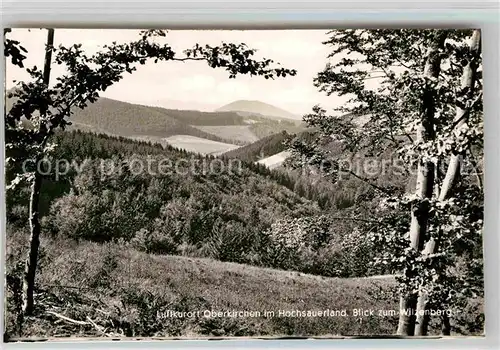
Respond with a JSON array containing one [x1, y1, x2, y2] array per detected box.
[[163, 135, 241, 155], [192, 125, 259, 144], [256, 151, 291, 170], [248, 119, 305, 139], [222, 130, 316, 165], [5, 231, 400, 339], [222, 132, 291, 162]]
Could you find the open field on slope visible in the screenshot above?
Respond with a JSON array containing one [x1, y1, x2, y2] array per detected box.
[[5, 233, 400, 339], [192, 125, 259, 144], [256, 151, 291, 169], [163, 135, 240, 155]]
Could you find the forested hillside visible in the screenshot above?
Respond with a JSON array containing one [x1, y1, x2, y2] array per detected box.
[[68, 98, 307, 146], [67, 98, 239, 143], [6, 92, 306, 148], [6, 129, 393, 277], [146, 105, 247, 125], [5, 130, 482, 339], [222, 131, 291, 162]]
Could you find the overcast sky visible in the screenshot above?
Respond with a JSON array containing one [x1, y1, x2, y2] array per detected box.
[[5, 29, 352, 116]]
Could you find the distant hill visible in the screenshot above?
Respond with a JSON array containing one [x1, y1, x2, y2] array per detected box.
[[68, 98, 244, 144], [5, 92, 306, 148], [216, 100, 299, 120], [67, 98, 305, 146]]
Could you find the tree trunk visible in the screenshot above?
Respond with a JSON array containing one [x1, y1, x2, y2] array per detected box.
[[437, 28, 481, 203], [22, 170, 43, 315], [397, 294, 418, 336], [21, 28, 54, 316], [414, 29, 481, 336], [441, 313, 451, 335], [397, 30, 448, 336]]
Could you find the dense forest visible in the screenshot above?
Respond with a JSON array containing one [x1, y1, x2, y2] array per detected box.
[[7, 130, 384, 277], [5, 129, 482, 338]]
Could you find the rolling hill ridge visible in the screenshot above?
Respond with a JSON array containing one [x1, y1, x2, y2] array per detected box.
[[216, 100, 300, 120], [6, 91, 307, 155], [65, 97, 306, 152]]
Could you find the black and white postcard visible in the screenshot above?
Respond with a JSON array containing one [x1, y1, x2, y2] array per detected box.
[[3, 28, 484, 340]]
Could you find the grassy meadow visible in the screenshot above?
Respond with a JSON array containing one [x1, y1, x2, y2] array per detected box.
[[5, 229, 401, 340]]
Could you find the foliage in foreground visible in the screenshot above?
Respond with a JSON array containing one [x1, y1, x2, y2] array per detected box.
[[288, 29, 484, 334], [5, 230, 483, 340]]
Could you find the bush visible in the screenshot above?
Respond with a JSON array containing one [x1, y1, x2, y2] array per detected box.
[[45, 159, 170, 242], [263, 218, 307, 270], [6, 205, 29, 228], [200, 219, 256, 263], [131, 228, 178, 255], [262, 215, 380, 277]]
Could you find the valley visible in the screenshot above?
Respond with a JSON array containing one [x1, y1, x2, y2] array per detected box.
[[192, 125, 260, 144], [162, 134, 240, 155], [61, 96, 306, 162], [5, 91, 308, 166]]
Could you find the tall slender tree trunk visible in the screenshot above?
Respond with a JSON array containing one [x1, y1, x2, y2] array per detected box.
[[22, 28, 54, 316], [414, 29, 481, 336], [397, 30, 448, 336], [22, 169, 43, 315], [441, 313, 451, 335]]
